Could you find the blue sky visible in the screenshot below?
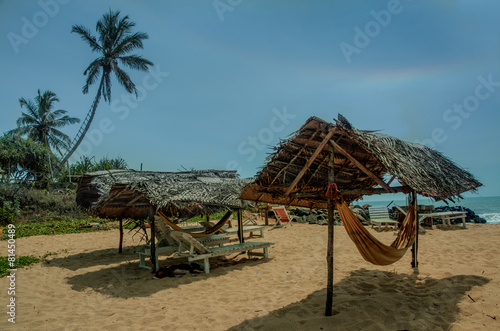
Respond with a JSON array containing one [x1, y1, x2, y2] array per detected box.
[[1, 0, 499, 197]]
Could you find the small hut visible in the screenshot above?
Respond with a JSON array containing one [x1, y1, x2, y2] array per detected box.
[[77, 169, 250, 219], [239, 114, 482, 315], [77, 169, 251, 271]]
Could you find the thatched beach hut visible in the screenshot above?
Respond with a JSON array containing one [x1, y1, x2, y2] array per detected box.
[[77, 169, 251, 271], [77, 169, 250, 219], [241, 115, 481, 207], [239, 114, 482, 315]]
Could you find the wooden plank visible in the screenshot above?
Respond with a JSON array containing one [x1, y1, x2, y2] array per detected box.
[[284, 128, 337, 196], [125, 193, 145, 206], [327, 138, 395, 193], [386, 174, 396, 186], [291, 186, 408, 198]]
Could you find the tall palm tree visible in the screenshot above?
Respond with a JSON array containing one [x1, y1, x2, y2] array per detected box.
[[8, 89, 80, 155], [58, 9, 154, 169]]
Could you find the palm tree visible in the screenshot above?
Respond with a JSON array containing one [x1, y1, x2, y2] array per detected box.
[[8, 89, 80, 155], [58, 9, 154, 169]]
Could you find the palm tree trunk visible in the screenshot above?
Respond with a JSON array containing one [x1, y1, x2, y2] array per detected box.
[[56, 74, 105, 171]]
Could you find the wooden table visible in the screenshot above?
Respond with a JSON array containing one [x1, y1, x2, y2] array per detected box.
[[419, 211, 467, 229]]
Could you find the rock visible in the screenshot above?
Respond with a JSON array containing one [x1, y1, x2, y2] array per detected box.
[[294, 216, 308, 223]]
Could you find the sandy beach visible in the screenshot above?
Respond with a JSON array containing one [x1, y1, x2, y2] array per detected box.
[[1, 220, 499, 330]]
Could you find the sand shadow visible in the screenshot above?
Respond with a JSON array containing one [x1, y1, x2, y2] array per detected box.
[[44, 245, 140, 271], [228, 269, 490, 331], [64, 253, 269, 298]]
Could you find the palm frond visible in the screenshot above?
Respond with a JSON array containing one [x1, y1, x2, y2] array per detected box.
[[71, 25, 102, 53], [113, 32, 149, 55], [83, 59, 103, 94], [113, 65, 136, 95], [118, 55, 153, 71]]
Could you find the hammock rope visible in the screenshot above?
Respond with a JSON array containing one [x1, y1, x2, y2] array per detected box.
[[336, 200, 417, 265], [157, 210, 233, 239]]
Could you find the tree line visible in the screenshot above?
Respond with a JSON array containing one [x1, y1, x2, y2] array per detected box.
[[1, 9, 153, 187]]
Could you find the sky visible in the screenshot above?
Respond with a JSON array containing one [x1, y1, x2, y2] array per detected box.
[[1, 0, 499, 197]]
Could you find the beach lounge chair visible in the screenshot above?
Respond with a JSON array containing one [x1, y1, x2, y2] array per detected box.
[[243, 210, 258, 225], [200, 221, 266, 238], [272, 206, 295, 228], [368, 206, 399, 232], [169, 231, 274, 274], [137, 218, 230, 270]]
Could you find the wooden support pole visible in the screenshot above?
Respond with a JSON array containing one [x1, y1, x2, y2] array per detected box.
[[149, 205, 157, 273], [325, 144, 335, 316], [265, 204, 269, 226], [411, 191, 419, 268], [118, 218, 124, 254], [237, 209, 244, 244]]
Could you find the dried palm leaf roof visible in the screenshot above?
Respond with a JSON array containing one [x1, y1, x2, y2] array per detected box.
[[240, 115, 481, 209], [77, 169, 251, 219]]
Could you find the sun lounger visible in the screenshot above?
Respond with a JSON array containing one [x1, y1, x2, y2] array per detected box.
[[170, 231, 274, 274], [137, 218, 230, 270], [272, 206, 294, 228], [200, 221, 266, 238], [368, 206, 399, 232], [243, 210, 258, 225]]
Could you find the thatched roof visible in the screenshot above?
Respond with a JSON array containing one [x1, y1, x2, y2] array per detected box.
[[240, 115, 481, 209], [77, 169, 251, 219]]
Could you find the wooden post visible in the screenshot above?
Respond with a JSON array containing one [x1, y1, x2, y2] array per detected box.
[[411, 191, 419, 268], [265, 204, 269, 226], [325, 144, 335, 316], [149, 205, 157, 273], [118, 218, 123, 254], [237, 209, 244, 244]]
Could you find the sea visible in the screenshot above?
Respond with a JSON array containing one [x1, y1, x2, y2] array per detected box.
[[353, 195, 500, 224]]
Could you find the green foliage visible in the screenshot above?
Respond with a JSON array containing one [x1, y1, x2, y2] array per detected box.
[[0, 135, 54, 185], [0, 255, 42, 277], [7, 89, 80, 154], [0, 198, 20, 226], [58, 155, 128, 181], [0, 217, 113, 239], [0, 185, 84, 223]]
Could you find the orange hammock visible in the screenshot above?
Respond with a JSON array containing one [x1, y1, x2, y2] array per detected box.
[[157, 209, 233, 239], [335, 201, 417, 265]]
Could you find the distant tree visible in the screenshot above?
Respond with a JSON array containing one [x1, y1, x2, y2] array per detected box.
[[8, 90, 80, 156], [58, 9, 154, 168], [57, 155, 128, 182], [0, 135, 53, 185]]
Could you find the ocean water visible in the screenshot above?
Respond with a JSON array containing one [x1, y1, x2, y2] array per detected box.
[[355, 196, 500, 224]]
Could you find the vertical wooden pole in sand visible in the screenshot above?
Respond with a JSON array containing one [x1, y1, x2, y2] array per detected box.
[[237, 209, 244, 244], [118, 217, 124, 253], [325, 144, 335, 316], [411, 190, 419, 268], [149, 205, 157, 273]]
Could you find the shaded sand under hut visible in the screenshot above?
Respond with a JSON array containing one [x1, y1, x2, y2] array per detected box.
[[239, 114, 482, 316], [77, 169, 251, 271]]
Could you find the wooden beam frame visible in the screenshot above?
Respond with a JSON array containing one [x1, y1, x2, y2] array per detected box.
[[284, 128, 337, 196], [325, 137, 395, 193], [291, 186, 409, 198], [256, 129, 322, 202]]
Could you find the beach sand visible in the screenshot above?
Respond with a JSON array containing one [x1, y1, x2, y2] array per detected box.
[[1, 220, 499, 330]]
